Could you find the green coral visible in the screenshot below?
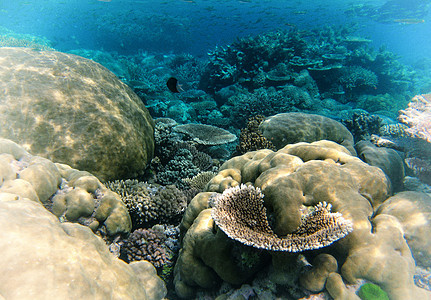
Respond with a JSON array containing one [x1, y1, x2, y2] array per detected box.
[[357, 283, 389, 300]]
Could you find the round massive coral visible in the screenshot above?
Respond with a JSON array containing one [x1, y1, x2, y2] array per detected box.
[[0, 47, 154, 181], [258, 112, 356, 155], [174, 140, 431, 299], [0, 138, 131, 236], [0, 197, 166, 299]]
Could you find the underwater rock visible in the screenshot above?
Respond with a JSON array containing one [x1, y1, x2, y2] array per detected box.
[[0, 47, 154, 181]]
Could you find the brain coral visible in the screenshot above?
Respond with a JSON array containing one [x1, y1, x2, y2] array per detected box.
[[0, 47, 154, 181], [174, 140, 431, 299], [0, 138, 131, 236], [0, 197, 166, 300]]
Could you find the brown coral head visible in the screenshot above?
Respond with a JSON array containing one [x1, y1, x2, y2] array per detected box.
[[211, 184, 353, 252]]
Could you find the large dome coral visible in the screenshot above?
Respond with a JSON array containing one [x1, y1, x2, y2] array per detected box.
[[174, 140, 431, 299], [0, 47, 154, 181]]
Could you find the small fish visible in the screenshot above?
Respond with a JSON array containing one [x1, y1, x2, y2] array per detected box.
[[167, 77, 183, 93], [393, 18, 425, 24]]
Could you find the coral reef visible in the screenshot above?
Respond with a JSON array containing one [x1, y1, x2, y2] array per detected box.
[[399, 93, 431, 143], [174, 140, 430, 299], [211, 184, 353, 251], [338, 65, 378, 91], [356, 140, 405, 192], [173, 123, 237, 145], [342, 112, 382, 142], [183, 171, 217, 191], [216, 83, 319, 128], [106, 179, 187, 228], [0, 196, 166, 299], [376, 191, 431, 268], [199, 27, 415, 100], [355, 93, 408, 117], [236, 115, 276, 154], [259, 112, 356, 155], [0, 138, 131, 237], [0, 47, 154, 181], [299, 254, 338, 292], [120, 227, 169, 267], [0, 26, 54, 50], [370, 129, 431, 185], [148, 119, 220, 187]]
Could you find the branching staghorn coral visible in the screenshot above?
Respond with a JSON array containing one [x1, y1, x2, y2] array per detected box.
[[210, 184, 353, 252]]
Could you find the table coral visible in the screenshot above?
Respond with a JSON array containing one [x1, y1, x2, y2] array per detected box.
[[211, 184, 352, 252], [174, 140, 431, 299], [173, 123, 237, 146]]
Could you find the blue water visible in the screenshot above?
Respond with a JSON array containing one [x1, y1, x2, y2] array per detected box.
[[1, 0, 430, 62], [2, 1, 431, 299]]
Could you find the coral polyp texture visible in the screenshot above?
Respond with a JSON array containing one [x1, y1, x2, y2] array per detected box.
[[0, 47, 155, 181], [106, 179, 187, 228], [211, 184, 353, 252], [399, 93, 431, 143], [173, 140, 431, 299]]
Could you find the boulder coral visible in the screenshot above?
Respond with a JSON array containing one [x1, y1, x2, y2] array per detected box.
[[0, 47, 154, 181], [0, 138, 131, 236], [174, 140, 431, 299], [259, 112, 356, 155], [0, 197, 166, 299]]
